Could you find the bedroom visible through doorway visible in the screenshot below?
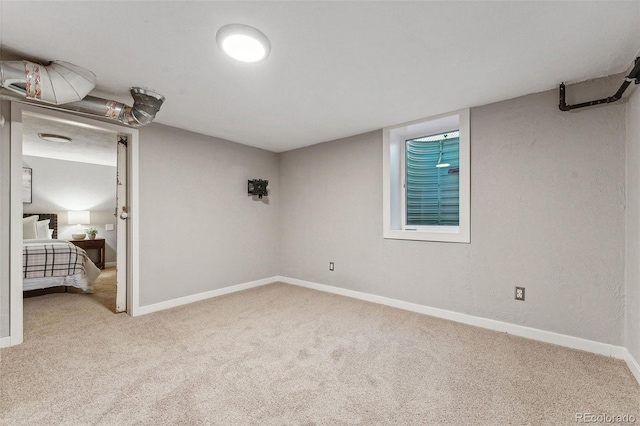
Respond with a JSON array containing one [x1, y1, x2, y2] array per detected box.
[[21, 112, 123, 314], [8, 102, 140, 346]]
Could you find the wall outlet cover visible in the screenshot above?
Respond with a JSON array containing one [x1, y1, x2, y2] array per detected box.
[[515, 286, 525, 301]]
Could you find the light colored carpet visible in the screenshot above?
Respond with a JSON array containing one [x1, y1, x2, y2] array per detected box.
[[23, 266, 117, 314], [80, 266, 117, 314], [1, 281, 638, 425]]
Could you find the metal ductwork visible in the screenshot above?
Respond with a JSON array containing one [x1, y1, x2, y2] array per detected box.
[[0, 60, 164, 127], [0, 60, 96, 104], [60, 88, 165, 127]]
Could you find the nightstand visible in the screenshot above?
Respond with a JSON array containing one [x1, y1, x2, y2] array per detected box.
[[69, 238, 105, 269]]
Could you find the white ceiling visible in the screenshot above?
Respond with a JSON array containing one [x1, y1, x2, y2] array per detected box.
[[22, 113, 117, 167], [1, 1, 639, 153]]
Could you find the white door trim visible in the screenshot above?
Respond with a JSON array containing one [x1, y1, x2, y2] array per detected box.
[[128, 129, 140, 316], [115, 135, 127, 313], [8, 102, 141, 346], [9, 103, 23, 345]]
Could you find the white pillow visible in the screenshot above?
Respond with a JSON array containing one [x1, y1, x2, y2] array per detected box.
[[23, 215, 38, 239], [36, 219, 51, 239]]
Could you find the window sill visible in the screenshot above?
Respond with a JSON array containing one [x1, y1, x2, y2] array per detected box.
[[383, 229, 470, 243]]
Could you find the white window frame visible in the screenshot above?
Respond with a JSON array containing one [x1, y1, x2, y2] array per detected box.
[[383, 109, 470, 243]]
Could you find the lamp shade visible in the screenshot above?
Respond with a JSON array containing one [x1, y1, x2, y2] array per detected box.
[[68, 210, 90, 225]]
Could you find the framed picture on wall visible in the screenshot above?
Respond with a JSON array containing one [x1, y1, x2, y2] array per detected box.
[[22, 167, 32, 204]]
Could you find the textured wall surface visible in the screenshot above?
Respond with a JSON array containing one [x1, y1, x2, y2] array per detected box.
[[279, 76, 626, 345], [138, 124, 279, 306], [22, 156, 117, 264], [0, 76, 632, 349], [626, 86, 640, 361]]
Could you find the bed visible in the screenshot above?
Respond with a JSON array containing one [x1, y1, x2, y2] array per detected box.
[[22, 213, 101, 293]]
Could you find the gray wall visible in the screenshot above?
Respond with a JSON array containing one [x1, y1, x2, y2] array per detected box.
[[1, 76, 634, 351], [22, 156, 117, 264], [137, 124, 279, 306], [279, 75, 627, 346], [626, 85, 640, 362], [0, 101, 10, 338]]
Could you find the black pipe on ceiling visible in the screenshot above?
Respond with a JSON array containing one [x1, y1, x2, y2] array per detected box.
[[559, 56, 640, 111]]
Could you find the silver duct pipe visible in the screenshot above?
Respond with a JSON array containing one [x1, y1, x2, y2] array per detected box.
[[0, 60, 96, 104], [0, 60, 164, 127], [60, 88, 165, 127]]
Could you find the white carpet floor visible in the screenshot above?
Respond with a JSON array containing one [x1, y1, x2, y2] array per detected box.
[[1, 279, 638, 425]]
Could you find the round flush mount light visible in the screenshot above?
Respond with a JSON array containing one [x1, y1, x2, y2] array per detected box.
[[38, 133, 72, 143], [216, 24, 271, 63]]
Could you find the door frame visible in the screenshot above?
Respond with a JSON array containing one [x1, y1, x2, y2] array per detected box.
[[115, 134, 128, 313], [7, 102, 141, 346]]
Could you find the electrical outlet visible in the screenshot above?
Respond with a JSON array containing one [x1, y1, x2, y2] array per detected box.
[[329, 262, 334, 271], [515, 286, 525, 301]]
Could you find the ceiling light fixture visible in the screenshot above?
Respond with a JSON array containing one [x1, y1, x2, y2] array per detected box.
[[38, 133, 72, 143], [216, 24, 271, 63]]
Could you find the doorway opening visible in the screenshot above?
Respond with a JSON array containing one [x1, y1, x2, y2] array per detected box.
[[8, 102, 140, 346]]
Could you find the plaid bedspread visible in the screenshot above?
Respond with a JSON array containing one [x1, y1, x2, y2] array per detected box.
[[23, 242, 89, 279]]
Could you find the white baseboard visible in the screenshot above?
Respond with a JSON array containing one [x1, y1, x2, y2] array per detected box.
[[624, 349, 640, 385], [0, 336, 12, 348], [277, 276, 628, 360], [136, 276, 277, 316], [117, 274, 640, 387], [105, 262, 117, 268]]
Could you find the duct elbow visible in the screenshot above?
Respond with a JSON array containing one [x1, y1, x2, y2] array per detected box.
[[123, 87, 165, 126]]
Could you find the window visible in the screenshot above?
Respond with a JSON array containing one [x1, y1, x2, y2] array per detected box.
[[383, 109, 470, 243], [405, 131, 460, 228]]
